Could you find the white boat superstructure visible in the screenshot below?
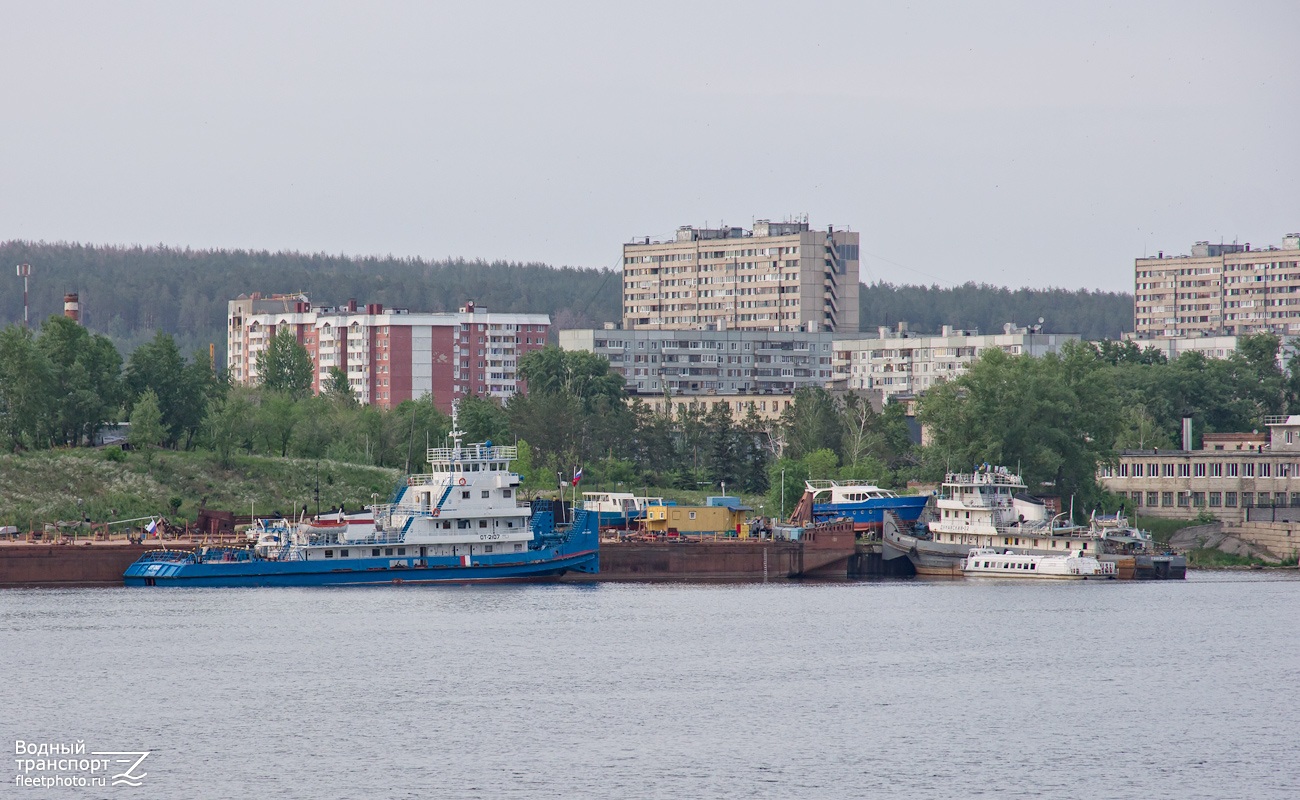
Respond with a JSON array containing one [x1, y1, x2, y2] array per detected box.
[[804, 480, 900, 503], [581, 492, 665, 516], [1091, 513, 1155, 554], [926, 465, 1102, 554], [962, 547, 1118, 579], [367, 438, 534, 557]]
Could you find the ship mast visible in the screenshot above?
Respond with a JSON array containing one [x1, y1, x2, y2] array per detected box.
[[449, 400, 465, 452]]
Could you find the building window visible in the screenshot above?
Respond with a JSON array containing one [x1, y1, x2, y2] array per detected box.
[[1241, 492, 1255, 507], [1225, 492, 1238, 507], [1163, 463, 1175, 477], [1161, 492, 1174, 507], [1177, 492, 1190, 507], [1178, 463, 1190, 478], [1227, 463, 1239, 477], [1191, 492, 1205, 507], [1261, 462, 1272, 477], [1131, 491, 1142, 506], [1146, 491, 1159, 507], [1193, 463, 1206, 477], [1209, 492, 1222, 507], [1211, 463, 1223, 477]]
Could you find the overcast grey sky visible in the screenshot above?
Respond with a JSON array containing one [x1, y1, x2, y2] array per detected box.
[[2, 1, 1297, 291]]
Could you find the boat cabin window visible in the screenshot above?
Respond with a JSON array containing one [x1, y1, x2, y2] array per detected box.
[[462, 491, 470, 499], [484, 545, 493, 553], [385, 548, 394, 556], [372, 549, 381, 556], [502, 489, 512, 498], [458, 520, 469, 529], [442, 521, 451, 529], [340, 550, 349, 557], [482, 490, 490, 498], [479, 520, 488, 528], [325, 550, 334, 558], [397, 548, 406, 555], [514, 543, 524, 552]]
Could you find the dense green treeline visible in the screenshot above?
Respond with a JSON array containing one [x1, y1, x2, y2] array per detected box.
[[7, 312, 1295, 524], [1, 243, 1134, 368], [859, 281, 1132, 341], [918, 334, 1300, 512]]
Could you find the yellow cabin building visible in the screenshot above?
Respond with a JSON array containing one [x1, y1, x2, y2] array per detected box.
[[644, 504, 751, 537]]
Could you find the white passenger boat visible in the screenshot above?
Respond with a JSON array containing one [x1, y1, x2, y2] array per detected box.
[[961, 547, 1118, 580]]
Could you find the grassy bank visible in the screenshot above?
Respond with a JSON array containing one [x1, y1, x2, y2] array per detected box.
[[0, 448, 400, 528], [0, 448, 779, 531], [1134, 515, 1206, 547]]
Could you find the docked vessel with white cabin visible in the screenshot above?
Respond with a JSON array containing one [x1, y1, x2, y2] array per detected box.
[[883, 465, 1105, 576], [581, 492, 669, 529], [961, 547, 1118, 580], [125, 416, 599, 587], [791, 480, 931, 533]]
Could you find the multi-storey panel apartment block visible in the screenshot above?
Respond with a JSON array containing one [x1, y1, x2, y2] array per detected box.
[[559, 327, 836, 397], [621, 218, 859, 333], [1134, 234, 1300, 339], [833, 324, 1078, 402], [228, 295, 548, 411]]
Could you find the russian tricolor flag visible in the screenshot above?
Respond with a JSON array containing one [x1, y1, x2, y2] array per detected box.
[[571, 467, 583, 487]]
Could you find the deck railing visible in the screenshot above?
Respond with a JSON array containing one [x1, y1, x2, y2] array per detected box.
[[426, 444, 518, 463]]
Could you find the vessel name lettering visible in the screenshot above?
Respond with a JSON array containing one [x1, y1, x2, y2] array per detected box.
[[479, 533, 500, 541]]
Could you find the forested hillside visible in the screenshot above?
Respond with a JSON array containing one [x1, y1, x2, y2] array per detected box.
[[859, 281, 1132, 340], [0, 241, 623, 362], [1, 242, 1134, 363]]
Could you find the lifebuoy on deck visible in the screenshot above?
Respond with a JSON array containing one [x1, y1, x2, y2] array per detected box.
[[432, 508, 440, 517], [458, 477, 467, 486], [407, 477, 415, 486]]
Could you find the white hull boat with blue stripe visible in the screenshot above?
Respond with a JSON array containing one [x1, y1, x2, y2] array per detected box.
[[125, 416, 598, 587]]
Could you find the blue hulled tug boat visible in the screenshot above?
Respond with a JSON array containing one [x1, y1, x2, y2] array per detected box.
[[125, 417, 599, 587]]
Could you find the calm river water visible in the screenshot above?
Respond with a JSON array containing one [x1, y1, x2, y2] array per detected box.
[[3, 571, 1298, 799]]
